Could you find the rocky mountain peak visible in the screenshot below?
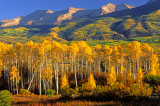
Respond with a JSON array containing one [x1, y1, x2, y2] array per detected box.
[[0, 3, 135, 27], [68, 7, 85, 13], [46, 10, 54, 13], [100, 3, 134, 15], [101, 3, 116, 15]]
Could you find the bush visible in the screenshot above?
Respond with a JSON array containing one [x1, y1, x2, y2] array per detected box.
[[92, 85, 110, 96], [46, 89, 55, 98], [143, 75, 160, 87], [60, 87, 75, 98], [80, 82, 152, 100], [114, 82, 130, 98], [19, 89, 32, 95], [0, 90, 13, 106], [129, 83, 153, 97]]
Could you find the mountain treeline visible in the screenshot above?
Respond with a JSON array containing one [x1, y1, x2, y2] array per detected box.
[[0, 40, 159, 97]]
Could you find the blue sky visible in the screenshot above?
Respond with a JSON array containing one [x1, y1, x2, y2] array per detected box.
[[0, 0, 149, 20]]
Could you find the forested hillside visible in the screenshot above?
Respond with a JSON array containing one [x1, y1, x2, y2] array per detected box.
[[0, 9, 160, 44], [56, 9, 160, 41]]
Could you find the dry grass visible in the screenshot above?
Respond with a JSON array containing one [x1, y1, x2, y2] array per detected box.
[[13, 94, 61, 104], [12, 94, 160, 106], [12, 94, 120, 106]]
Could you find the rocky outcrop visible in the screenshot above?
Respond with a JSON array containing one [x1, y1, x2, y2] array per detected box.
[[46, 10, 54, 14], [101, 3, 116, 15], [0, 16, 22, 27], [101, 3, 134, 15], [56, 7, 85, 25]]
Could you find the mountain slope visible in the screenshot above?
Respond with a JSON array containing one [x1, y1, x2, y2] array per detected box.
[[0, 3, 134, 27], [1, 0, 160, 43], [102, 0, 160, 17], [51, 9, 160, 41]]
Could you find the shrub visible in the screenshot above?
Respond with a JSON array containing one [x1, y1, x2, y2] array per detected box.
[[92, 85, 110, 97], [143, 75, 160, 87], [85, 73, 96, 91], [46, 89, 55, 98], [129, 83, 153, 97], [60, 87, 75, 98], [114, 82, 130, 98], [60, 73, 69, 89], [79, 73, 96, 94], [0, 90, 13, 106], [19, 89, 32, 95], [74, 86, 80, 95], [60, 73, 74, 98]]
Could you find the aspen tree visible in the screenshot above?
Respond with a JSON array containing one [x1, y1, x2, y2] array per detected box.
[[69, 43, 79, 87], [15, 42, 24, 88], [78, 41, 88, 80], [131, 41, 142, 76], [51, 41, 62, 94], [112, 46, 120, 74], [9, 66, 20, 94], [107, 66, 116, 87], [103, 45, 112, 73], [94, 44, 102, 73], [141, 43, 153, 73]]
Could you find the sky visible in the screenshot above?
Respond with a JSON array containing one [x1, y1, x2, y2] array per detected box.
[[0, 0, 149, 20]]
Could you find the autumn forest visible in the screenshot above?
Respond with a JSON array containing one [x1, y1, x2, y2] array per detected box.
[[0, 40, 159, 101]]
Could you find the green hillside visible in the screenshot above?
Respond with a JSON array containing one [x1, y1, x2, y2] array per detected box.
[[0, 10, 160, 45], [51, 9, 160, 41]]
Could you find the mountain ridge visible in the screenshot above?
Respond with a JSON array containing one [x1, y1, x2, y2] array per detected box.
[[0, 3, 134, 27]]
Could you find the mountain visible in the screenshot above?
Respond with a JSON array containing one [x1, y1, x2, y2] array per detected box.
[[1, 0, 160, 43], [53, 8, 160, 41], [0, 3, 134, 27], [102, 0, 160, 17]]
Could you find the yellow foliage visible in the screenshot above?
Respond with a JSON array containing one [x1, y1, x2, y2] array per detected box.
[[85, 73, 96, 91], [127, 69, 134, 86], [123, 19, 136, 30], [103, 45, 112, 56], [50, 27, 60, 33], [129, 83, 153, 97], [107, 66, 116, 87], [60, 73, 70, 89], [137, 68, 143, 84], [41, 67, 53, 82], [131, 22, 148, 32], [9, 66, 21, 81], [117, 65, 126, 84], [69, 43, 79, 55], [149, 54, 159, 75]]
